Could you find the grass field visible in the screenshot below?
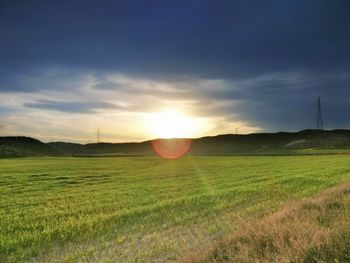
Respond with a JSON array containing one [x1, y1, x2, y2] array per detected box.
[[184, 182, 350, 263], [1, 155, 350, 262]]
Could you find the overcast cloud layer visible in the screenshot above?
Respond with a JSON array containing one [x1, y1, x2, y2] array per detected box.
[[1, 0, 350, 142]]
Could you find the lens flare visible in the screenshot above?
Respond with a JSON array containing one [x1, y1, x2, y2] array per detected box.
[[151, 138, 191, 159]]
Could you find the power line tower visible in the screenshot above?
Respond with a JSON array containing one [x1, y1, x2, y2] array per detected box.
[[97, 128, 100, 143], [316, 96, 324, 130]]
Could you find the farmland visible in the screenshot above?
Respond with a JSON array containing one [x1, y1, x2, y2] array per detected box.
[[1, 155, 350, 262]]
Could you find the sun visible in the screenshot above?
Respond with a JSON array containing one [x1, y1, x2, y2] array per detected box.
[[146, 109, 198, 138]]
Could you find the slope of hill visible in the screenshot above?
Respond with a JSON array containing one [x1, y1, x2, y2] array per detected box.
[[47, 141, 152, 156], [0, 137, 59, 157], [2, 130, 350, 157], [46, 142, 83, 155], [190, 129, 350, 155], [60, 129, 350, 156]]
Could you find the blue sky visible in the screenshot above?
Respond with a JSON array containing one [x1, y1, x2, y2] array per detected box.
[[1, 0, 350, 142]]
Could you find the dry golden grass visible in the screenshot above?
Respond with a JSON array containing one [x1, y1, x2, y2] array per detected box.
[[182, 183, 350, 263]]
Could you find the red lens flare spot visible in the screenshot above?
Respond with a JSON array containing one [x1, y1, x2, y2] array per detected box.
[[151, 138, 192, 159]]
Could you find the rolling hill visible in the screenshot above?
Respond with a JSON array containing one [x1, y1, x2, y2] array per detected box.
[[0, 136, 59, 158], [2, 129, 350, 157]]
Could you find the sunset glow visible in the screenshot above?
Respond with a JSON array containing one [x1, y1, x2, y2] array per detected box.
[[146, 109, 202, 139]]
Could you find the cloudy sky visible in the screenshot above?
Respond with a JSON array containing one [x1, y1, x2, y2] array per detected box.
[[1, 0, 350, 142]]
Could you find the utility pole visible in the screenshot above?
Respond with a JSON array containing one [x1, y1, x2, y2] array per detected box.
[[316, 96, 324, 130], [97, 128, 100, 143]]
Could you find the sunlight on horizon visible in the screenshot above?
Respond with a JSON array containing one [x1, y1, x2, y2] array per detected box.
[[145, 109, 208, 139]]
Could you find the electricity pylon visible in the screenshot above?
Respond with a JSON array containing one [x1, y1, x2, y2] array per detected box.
[[317, 97, 324, 130]]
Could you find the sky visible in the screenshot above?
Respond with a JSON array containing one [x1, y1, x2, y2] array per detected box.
[[1, 0, 350, 143]]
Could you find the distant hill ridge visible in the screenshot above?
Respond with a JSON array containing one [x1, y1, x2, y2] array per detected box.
[[0, 136, 59, 157], [1, 129, 350, 157]]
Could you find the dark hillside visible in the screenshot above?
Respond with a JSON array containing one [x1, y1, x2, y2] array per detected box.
[[0, 137, 59, 157], [189, 129, 345, 155], [2, 130, 350, 157], [74, 142, 152, 156], [47, 141, 152, 156], [48, 129, 350, 156], [47, 142, 83, 155]]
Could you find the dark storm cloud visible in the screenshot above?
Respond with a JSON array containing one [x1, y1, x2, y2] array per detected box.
[[0, 67, 92, 93], [1, 0, 350, 78], [1, 0, 350, 132], [24, 100, 118, 113], [175, 72, 350, 131]]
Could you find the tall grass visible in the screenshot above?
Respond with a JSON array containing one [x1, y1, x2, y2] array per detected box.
[[183, 183, 350, 263]]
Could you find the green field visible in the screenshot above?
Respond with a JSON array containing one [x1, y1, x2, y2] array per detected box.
[[1, 156, 350, 262]]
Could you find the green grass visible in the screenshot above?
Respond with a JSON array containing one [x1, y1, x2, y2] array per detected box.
[[1, 155, 350, 262]]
